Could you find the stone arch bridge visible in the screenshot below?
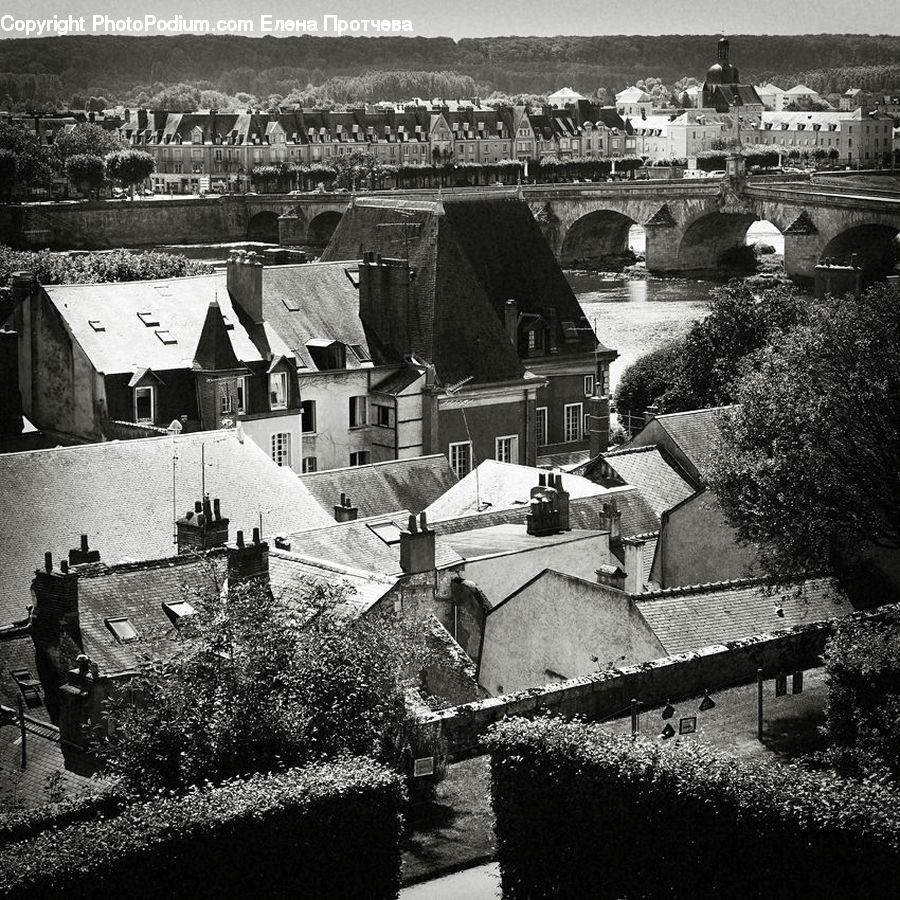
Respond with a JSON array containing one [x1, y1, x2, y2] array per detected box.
[[6, 179, 898, 281]]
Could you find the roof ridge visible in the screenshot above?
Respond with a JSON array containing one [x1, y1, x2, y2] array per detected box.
[[656, 405, 735, 420], [299, 454, 444, 477], [604, 445, 657, 458], [634, 574, 800, 601], [79, 548, 227, 578]]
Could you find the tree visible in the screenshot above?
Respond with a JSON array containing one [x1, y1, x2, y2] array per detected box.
[[65, 153, 105, 199], [97, 571, 438, 797], [53, 122, 120, 164], [331, 150, 385, 191], [615, 282, 807, 417], [820, 609, 900, 781], [0, 122, 53, 197], [707, 282, 900, 597], [105, 149, 155, 197]]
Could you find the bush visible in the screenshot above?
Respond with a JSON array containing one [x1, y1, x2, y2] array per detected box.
[[822, 609, 900, 780], [0, 757, 404, 899], [486, 717, 900, 899]]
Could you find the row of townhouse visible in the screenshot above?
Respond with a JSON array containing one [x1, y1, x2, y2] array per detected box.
[[626, 106, 894, 164], [115, 102, 633, 193], [7, 195, 616, 478]]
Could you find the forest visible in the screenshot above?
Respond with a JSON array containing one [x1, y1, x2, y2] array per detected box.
[[0, 33, 898, 110]]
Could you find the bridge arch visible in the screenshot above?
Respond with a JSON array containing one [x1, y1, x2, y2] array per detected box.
[[247, 210, 279, 242], [676, 212, 762, 271], [307, 210, 343, 247], [820, 223, 899, 284], [560, 209, 639, 266]]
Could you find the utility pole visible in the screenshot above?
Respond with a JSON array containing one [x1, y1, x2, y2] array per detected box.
[[757, 668, 764, 742]]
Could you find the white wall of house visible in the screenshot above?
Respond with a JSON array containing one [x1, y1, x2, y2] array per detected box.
[[240, 411, 305, 474]]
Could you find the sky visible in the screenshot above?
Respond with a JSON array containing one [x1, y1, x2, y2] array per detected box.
[[0, 0, 898, 39]]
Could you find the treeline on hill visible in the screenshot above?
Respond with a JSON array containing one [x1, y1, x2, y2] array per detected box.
[[0, 33, 899, 110]]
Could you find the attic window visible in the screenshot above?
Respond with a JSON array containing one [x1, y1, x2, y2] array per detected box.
[[349, 343, 371, 363], [105, 617, 139, 644], [137, 311, 160, 327], [367, 521, 403, 545], [88, 320, 105, 332], [162, 600, 196, 625], [155, 329, 178, 345], [561, 321, 580, 343]]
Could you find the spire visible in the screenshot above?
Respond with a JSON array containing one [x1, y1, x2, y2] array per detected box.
[[718, 36, 730, 61]]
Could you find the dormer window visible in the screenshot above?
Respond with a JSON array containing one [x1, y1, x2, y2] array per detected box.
[[269, 371, 288, 410], [134, 385, 155, 423]]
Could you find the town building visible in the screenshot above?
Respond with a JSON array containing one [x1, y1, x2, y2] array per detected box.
[[700, 37, 764, 116], [322, 196, 618, 471], [615, 87, 653, 118]]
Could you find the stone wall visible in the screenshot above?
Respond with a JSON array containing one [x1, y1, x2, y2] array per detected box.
[[416, 607, 896, 757]]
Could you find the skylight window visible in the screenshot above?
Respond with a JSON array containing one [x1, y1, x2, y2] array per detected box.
[[155, 329, 178, 345], [162, 600, 196, 625], [137, 311, 160, 327], [105, 617, 139, 644], [367, 521, 403, 545], [349, 343, 371, 363], [88, 320, 105, 332]]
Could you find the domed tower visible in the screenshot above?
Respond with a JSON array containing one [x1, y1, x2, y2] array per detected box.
[[702, 36, 743, 108]]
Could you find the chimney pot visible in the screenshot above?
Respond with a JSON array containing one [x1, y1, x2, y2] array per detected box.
[[60, 560, 69, 574], [340, 492, 346, 506], [44, 551, 52, 573], [419, 511, 428, 531], [237, 530, 245, 548], [252, 527, 261, 544], [408, 514, 417, 533], [213, 498, 221, 520], [195, 500, 203, 513]]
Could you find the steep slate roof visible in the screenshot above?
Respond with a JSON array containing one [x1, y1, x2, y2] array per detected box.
[[257, 262, 391, 369], [43, 274, 291, 376], [321, 196, 603, 384], [424, 460, 607, 522], [0, 431, 332, 624], [649, 406, 735, 481], [635, 578, 850, 656], [279, 512, 463, 576], [75, 554, 226, 675], [299, 455, 458, 519], [589, 445, 696, 517]]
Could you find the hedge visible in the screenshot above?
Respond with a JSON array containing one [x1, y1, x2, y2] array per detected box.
[[0, 757, 404, 899], [485, 717, 900, 899]]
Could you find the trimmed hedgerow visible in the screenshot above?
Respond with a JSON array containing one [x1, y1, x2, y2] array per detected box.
[[0, 784, 127, 848], [485, 717, 900, 900], [0, 757, 404, 900]]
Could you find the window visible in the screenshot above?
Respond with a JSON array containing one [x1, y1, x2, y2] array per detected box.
[[221, 393, 233, 415], [162, 600, 196, 625], [449, 441, 473, 478], [536, 407, 548, 447], [134, 385, 155, 424], [301, 400, 316, 433], [271, 432, 291, 467], [374, 404, 395, 428], [301, 456, 318, 473], [564, 403, 583, 443], [584, 374, 595, 396], [236, 376, 249, 414], [105, 617, 139, 644], [269, 371, 288, 409], [495, 435, 519, 464], [350, 451, 370, 466], [349, 395, 368, 428]]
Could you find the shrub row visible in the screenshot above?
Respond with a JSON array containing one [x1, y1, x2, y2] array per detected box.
[[485, 717, 900, 899], [0, 757, 404, 899]]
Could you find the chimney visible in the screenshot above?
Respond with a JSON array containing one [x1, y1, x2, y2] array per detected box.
[[334, 492, 359, 522], [505, 299, 518, 347], [526, 473, 564, 536], [30, 551, 81, 723], [587, 394, 610, 458], [176, 496, 230, 553], [545, 307, 558, 353], [10, 271, 36, 307], [67, 534, 101, 567], [400, 512, 436, 575], [621, 538, 645, 594], [553, 472, 570, 531], [599, 500, 621, 544], [226, 251, 264, 325], [643, 404, 659, 425], [0, 329, 24, 438], [227, 528, 270, 587], [596, 563, 627, 591]]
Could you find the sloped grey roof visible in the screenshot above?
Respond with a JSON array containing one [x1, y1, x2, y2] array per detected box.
[[0, 431, 332, 624], [652, 406, 735, 481], [636, 577, 850, 656], [600, 446, 695, 516], [299, 455, 458, 520]]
